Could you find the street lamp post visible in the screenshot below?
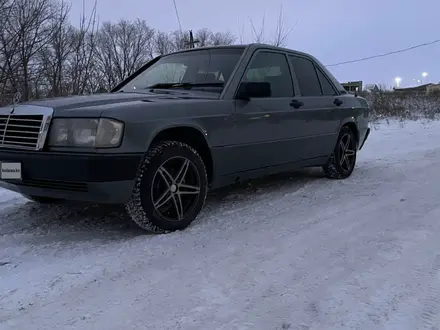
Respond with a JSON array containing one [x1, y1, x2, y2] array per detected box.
[[422, 72, 428, 84]]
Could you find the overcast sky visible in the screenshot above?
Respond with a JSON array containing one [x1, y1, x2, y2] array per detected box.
[[69, 0, 439, 88]]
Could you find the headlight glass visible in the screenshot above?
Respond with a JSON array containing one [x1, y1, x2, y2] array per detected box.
[[48, 118, 124, 148]]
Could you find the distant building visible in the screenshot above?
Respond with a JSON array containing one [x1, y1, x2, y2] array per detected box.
[[426, 84, 440, 94], [364, 84, 380, 93], [394, 83, 440, 95], [341, 81, 362, 93]]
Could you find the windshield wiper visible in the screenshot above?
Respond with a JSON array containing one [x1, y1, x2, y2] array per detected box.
[[147, 82, 224, 90]]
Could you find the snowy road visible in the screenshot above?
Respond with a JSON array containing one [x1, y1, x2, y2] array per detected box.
[[1, 120, 440, 330]]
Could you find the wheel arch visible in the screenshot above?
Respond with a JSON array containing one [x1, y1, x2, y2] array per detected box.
[[146, 124, 214, 184], [339, 119, 360, 146]]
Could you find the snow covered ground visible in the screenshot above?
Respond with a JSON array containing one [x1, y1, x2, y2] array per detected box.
[[2, 119, 440, 330]]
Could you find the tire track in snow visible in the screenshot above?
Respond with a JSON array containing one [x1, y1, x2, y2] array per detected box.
[[354, 205, 440, 330], [418, 254, 440, 329]]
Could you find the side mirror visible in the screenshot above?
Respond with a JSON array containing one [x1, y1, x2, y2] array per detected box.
[[236, 81, 271, 100]]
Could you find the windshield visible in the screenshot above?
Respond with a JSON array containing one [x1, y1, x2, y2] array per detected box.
[[118, 47, 245, 93]]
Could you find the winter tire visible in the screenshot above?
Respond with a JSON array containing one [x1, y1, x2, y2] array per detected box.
[[126, 141, 208, 233], [323, 126, 357, 179]]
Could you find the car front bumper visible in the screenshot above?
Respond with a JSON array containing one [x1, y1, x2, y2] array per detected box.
[[0, 150, 143, 204]]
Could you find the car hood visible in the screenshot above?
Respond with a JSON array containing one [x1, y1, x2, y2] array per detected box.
[[22, 91, 218, 114]]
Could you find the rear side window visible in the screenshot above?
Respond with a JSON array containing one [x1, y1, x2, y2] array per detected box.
[[288, 55, 322, 97], [316, 68, 337, 95]]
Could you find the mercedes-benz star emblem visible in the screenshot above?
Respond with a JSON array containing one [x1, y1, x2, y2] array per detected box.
[[10, 92, 22, 114], [12, 92, 22, 105]]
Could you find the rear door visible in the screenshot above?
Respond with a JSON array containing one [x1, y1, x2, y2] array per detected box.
[[287, 54, 340, 159]]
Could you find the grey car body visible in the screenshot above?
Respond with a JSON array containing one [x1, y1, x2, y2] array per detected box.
[[0, 43, 370, 232]]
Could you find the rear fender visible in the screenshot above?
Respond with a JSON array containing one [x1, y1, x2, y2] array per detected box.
[[338, 118, 360, 147]]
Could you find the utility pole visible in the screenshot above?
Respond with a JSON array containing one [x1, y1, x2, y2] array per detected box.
[[186, 30, 199, 49]]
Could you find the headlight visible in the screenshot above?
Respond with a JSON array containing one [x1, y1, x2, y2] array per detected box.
[[48, 118, 124, 148]]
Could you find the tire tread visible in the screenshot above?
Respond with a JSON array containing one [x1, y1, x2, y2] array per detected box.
[[323, 126, 357, 180], [125, 140, 208, 233]]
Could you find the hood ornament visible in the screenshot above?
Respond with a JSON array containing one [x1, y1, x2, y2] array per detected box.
[[13, 91, 21, 105], [10, 92, 21, 114]]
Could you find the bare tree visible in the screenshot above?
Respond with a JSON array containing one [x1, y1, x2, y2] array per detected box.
[[194, 28, 211, 47], [94, 19, 155, 90], [2, 0, 58, 101], [0, 1, 15, 53], [249, 14, 266, 43], [170, 30, 190, 51], [38, 0, 73, 97], [248, 6, 298, 47], [0, 0, 17, 102], [68, 0, 98, 95], [271, 5, 299, 47], [209, 31, 235, 46], [154, 31, 174, 56], [236, 13, 246, 44], [0, 0, 242, 105], [154, 28, 234, 57]]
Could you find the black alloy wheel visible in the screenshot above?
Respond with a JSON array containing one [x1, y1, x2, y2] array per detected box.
[[338, 132, 356, 173], [151, 156, 201, 222], [126, 141, 208, 233], [323, 126, 357, 179]]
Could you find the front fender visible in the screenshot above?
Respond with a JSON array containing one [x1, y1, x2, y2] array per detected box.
[[144, 119, 211, 151]]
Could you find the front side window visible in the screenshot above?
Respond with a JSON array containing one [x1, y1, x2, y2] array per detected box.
[[242, 52, 294, 98], [119, 48, 244, 94]]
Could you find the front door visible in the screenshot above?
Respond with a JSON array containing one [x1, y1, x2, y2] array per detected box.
[[227, 50, 307, 174]]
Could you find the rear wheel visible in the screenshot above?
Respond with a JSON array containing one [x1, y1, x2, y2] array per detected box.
[[323, 126, 357, 179], [126, 141, 208, 233]]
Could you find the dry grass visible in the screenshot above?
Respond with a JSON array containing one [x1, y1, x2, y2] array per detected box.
[[362, 91, 440, 122]]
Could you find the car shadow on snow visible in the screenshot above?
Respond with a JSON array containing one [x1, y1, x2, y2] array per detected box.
[[0, 201, 144, 241], [1, 168, 325, 241]]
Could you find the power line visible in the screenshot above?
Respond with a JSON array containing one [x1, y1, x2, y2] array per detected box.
[[326, 38, 440, 67], [172, 0, 183, 34]]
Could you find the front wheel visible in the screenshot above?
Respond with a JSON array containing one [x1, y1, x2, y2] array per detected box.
[[125, 141, 208, 233], [323, 126, 357, 179]]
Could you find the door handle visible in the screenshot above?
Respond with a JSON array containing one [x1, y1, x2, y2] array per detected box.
[[290, 99, 304, 109], [334, 98, 343, 106]]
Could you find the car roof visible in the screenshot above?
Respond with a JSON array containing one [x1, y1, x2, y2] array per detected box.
[[166, 43, 311, 57], [151, 44, 347, 94]]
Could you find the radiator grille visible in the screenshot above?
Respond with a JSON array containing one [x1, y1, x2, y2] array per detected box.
[[0, 114, 43, 149]]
